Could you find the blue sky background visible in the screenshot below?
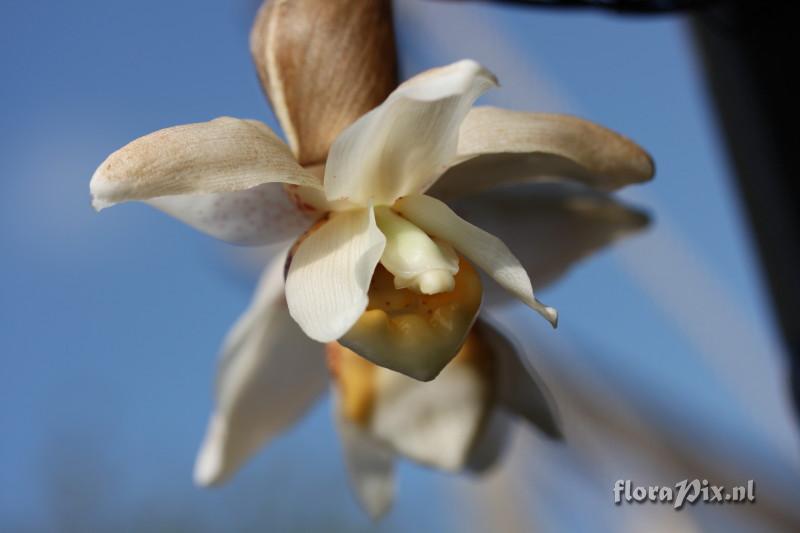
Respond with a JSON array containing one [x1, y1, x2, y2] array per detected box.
[[2, 1, 798, 531]]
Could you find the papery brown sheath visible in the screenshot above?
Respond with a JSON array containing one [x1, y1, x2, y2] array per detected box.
[[251, 0, 398, 166]]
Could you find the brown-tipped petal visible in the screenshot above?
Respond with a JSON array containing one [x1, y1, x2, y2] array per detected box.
[[91, 117, 320, 210], [251, 0, 398, 166], [338, 259, 482, 382], [430, 107, 655, 199], [450, 183, 650, 301]]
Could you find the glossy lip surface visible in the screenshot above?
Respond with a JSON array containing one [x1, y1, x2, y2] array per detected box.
[[339, 258, 482, 381]]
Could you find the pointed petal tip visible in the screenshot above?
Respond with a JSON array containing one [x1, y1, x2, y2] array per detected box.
[[545, 421, 565, 440], [635, 148, 656, 183], [89, 164, 114, 211], [615, 133, 655, 184], [455, 59, 499, 92], [365, 500, 391, 522], [459, 58, 498, 85], [90, 197, 109, 212], [356, 481, 394, 520], [533, 301, 558, 329], [336, 416, 396, 520], [547, 306, 559, 329], [193, 446, 223, 488], [90, 187, 112, 211], [628, 207, 651, 229], [192, 417, 228, 488]]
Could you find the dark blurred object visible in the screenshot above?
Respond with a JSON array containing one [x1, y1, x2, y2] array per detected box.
[[439, 0, 717, 13], [692, 3, 800, 415]]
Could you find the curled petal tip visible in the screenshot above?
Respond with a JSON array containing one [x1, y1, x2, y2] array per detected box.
[[89, 165, 114, 211], [90, 188, 112, 212], [533, 300, 558, 328], [461, 58, 499, 89], [90, 197, 108, 212], [545, 306, 559, 329], [469, 58, 497, 80], [458, 58, 497, 80]]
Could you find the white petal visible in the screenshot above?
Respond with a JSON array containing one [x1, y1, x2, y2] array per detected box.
[[430, 107, 654, 199], [450, 183, 648, 302], [395, 194, 558, 326], [285, 207, 386, 342], [324, 60, 497, 206], [91, 117, 320, 210], [147, 183, 317, 245], [369, 357, 489, 470], [194, 251, 328, 486], [335, 414, 395, 519]]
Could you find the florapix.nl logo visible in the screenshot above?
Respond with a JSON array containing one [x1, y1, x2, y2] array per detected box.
[[613, 479, 756, 509]]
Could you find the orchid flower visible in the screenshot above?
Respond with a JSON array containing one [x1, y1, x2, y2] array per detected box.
[[90, 59, 652, 379], [89, 0, 654, 517], [91, 60, 549, 378], [89, 58, 653, 498]]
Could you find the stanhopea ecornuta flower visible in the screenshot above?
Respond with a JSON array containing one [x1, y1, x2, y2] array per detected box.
[[91, 59, 652, 381], [89, 57, 654, 508], [89, 0, 655, 517]]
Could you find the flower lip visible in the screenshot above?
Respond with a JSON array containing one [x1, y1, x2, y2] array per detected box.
[[339, 259, 483, 382]]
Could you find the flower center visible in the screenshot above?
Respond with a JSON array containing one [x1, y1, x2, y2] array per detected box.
[[374, 206, 458, 295]]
